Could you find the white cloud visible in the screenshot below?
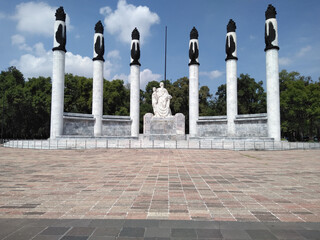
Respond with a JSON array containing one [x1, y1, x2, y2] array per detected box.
[[127, 68, 161, 89], [12, 2, 71, 37], [11, 50, 104, 79], [113, 73, 128, 82], [101, 0, 160, 44], [297, 45, 311, 57], [99, 6, 112, 15], [279, 46, 312, 67], [279, 57, 292, 66], [118, 68, 161, 90], [10, 40, 122, 80], [140, 69, 161, 88], [107, 50, 121, 60], [11, 34, 32, 51], [200, 70, 223, 80], [11, 34, 25, 45], [33, 42, 47, 56], [65, 53, 93, 77], [10, 51, 52, 79]]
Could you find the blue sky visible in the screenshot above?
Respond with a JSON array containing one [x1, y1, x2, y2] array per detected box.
[[0, 0, 319, 94]]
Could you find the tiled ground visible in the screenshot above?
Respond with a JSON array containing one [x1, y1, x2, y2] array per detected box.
[[1, 218, 320, 240], [0, 148, 319, 222]]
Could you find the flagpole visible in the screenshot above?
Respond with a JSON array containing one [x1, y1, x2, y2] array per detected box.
[[164, 26, 167, 86]]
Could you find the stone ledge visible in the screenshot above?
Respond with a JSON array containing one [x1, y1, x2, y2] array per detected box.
[[4, 139, 320, 151], [63, 112, 94, 118], [145, 134, 186, 141], [198, 116, 227, 123], [103, 115, 131, 120]]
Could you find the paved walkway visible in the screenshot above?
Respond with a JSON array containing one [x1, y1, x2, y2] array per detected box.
[[1, 218, 319, 240], [0, 148, 319, 239]]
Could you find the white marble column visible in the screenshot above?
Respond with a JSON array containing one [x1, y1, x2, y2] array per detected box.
[[225, 19, 238, 137], [92, 21, 105, 137], [265, 4, 280, 141], [50, 7, 66, 139], [130, 28, 141, 138], [189, 65, 199, 137], [188, 27, 200, 138]]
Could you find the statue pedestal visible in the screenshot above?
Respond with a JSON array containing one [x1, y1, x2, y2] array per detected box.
[[143, 113, 185, 140]]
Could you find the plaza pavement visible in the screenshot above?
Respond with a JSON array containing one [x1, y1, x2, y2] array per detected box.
[[0, 147, 319, 239]]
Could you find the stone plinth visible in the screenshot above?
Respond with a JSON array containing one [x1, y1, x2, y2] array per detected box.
[[144, 113, 185, 140]]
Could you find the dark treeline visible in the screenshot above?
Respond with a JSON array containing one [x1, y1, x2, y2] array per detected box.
[[0, 66, 319, 141]]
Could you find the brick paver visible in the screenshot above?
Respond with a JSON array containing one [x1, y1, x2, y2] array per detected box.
[[0, 148, 319, 222]]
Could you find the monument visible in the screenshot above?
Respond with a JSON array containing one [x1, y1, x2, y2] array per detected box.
[[265, 4, 281, 141], [9, 3, 319, 150], [144, 82, 185, 140], [152, 82, 172, 118], [48, 4, 279, 143], [92, 21, 105, 137], [50, 7, 67, 139], [188, 27, 200, 138], [225, 19, 238, 137], [130, 28, 141, 138]]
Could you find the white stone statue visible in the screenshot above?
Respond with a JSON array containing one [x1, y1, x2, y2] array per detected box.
[[152, 82, 172, 118]]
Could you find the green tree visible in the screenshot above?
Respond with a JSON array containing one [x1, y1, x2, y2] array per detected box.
[[199, 85, 215, 116], [64, 74, 93, 114], [237, 74, 266, 114], [280, 70, 320, 141], [214, 74, 266, 115], [170, 77, 189, 117], [0, 67, 27, 139], [24, 76, 51, 138], [104, 79, 130, 115], [214, 84, 227, 115]]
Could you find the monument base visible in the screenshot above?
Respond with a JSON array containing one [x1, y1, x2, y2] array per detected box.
[[143, 113, 186, 140]]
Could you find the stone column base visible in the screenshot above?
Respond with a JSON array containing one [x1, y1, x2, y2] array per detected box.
[[143, 113, 185, 140]]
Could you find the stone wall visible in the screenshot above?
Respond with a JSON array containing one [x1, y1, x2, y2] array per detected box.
[[102, 115, 131, 137], [234, 113, 268, 137], [197, 116, 228, 137], [63, 113, 132, 137], [197, 113, 268, 138], [63, 113, 95, 136]]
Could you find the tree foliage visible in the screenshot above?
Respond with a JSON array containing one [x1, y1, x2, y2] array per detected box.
[[280, 70, 320, 141], [213, 74, 266, 115]]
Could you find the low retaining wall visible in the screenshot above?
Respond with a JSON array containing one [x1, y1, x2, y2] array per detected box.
[[197, 116, 227, 137], [197, 113, 268, 137], [62, 113, 131, 137], [102, 115, 131, 136], [63, 112, 95, 136], [3, 139, 320, 151], [235, 113, 268, 137]]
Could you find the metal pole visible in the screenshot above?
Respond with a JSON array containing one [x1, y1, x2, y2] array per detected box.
[[1, 86, 4, 143], [164, 26, 167, 86]]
